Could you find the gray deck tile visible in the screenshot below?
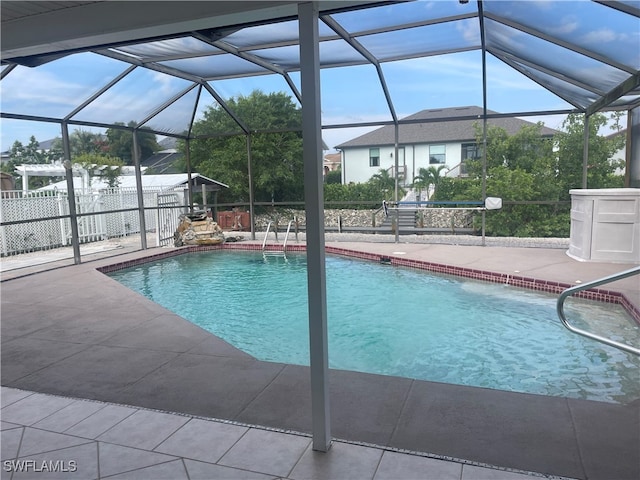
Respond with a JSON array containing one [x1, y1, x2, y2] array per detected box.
[[568, 398, 639, 480], [1, 426, 23, 460], [97, 409, 189, 450], [9, 345, 180, 400], [185, 335, 255, 359], [100, 313, 211, 353], [1, 337, 90, 383], [219, 429, 311, 478], [154, 418, 248, 463], [0, 393, 74, 426], [32, 399, 105, 433], [64, 404, 137, 439], [235, 364, 312, 432], [184, 458, 278, 480], [0, 421, 22, 431], [373, 451, 462, 480], [461, 464, 544, 479], [11, 442, 98, 480], [328, 370, 413, 446], [17, 427, 93, 458], [390, 381, 584, 479], [98, 442, 179, 478], [289, 441, 383, 480], [26, 308, 148, 345], [117, 354, 285, 420], [101, 459, 189, 479], [1, 387, 33, 408]]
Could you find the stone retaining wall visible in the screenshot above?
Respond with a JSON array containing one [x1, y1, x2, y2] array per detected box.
[[250, 208, 474, 229]]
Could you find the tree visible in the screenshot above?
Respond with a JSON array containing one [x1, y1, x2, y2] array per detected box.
[[325, 169, 342, 184], [49, 129, 106, 159], [413, 165, 446, 200], [413, 167, 433, 201], [185, 90, 304, 203], [6, 136, 63, 189], [75, 153, 124, 188], [426, 165, 446, 198], [369, 168, 405, 199], [106, 122, 159, 165], [9, 136, 57, 164], [555, 113, 625, 199]]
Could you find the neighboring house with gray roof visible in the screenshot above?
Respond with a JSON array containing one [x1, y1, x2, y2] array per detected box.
[[335, 106, 558, 186]]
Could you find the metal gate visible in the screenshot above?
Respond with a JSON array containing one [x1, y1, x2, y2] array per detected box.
[[156, 192, 182, 246], [58, 193, 107, 245]]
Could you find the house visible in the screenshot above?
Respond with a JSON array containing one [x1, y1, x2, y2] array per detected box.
[[336, 106, 558, 185], [323, 152, 341, 176]]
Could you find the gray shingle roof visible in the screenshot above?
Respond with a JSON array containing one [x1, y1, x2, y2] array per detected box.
[[335, 106, 558, 149]]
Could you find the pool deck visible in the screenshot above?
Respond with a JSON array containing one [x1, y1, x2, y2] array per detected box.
[[1, 238, 638, 479]]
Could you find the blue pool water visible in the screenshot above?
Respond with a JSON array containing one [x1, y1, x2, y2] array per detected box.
[[108, 251, 640, 403]]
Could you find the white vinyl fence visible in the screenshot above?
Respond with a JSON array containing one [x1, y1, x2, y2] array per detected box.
[[0, 187, 187, 256]]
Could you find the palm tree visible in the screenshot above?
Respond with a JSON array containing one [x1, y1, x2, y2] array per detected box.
[[370, 168, 396, 193], [427, 165, 447, 198], [413, 167, 432, 202]]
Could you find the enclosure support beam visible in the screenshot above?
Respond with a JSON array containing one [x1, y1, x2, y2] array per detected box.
[[61, 121, 81, 265], [299, 1, 331, 453], [582, 114, 590, 189], [185, 139, 194, 212], [394, 123, 399, 204], [627, 106, 640, 188], [247, 134, 256, 240], [132, 130, 147, 250], [479, 0, 488, 246]]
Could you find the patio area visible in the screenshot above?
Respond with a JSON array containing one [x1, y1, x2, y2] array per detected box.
[[1, 238, 638, 479]]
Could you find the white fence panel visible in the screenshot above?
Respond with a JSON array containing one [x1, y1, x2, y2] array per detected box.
[[1, 190, 64, 255], [1, 187, 187, 256]]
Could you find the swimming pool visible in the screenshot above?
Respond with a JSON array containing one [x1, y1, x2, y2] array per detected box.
[[108, 250, 640, 403]]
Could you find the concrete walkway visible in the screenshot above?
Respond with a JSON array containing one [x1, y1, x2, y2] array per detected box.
[[1, 237, 638, 479]]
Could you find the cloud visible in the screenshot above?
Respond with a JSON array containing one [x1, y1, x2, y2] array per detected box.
[[580, 28, 617, 44], [548, 16, 579, 35], [456, 18, 480, 44], [151, 71, 179, 95], [0, 67, 90, 114]]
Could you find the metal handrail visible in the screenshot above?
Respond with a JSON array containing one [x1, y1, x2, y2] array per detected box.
[[282, 220, 294, 253], [261, 221, 272, 251], [556, 266, 640, 356]]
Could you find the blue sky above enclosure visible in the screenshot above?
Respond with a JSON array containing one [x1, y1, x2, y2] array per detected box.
[[1, 0, 638, 152]]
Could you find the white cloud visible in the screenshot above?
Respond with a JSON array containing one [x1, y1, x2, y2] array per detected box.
[[581, 28, 617, 44], [548, 16, 579, 35], [0, 68, 89, 112]]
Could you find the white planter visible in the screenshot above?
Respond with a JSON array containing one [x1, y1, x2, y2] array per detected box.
[[568, 188, 640, 263]]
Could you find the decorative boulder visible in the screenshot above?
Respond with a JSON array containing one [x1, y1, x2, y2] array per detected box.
[[174, 212, 225, 247]]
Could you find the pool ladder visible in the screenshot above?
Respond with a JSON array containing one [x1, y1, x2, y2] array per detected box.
[[557, 266, 640, 356], [262, 220, 294, 261]]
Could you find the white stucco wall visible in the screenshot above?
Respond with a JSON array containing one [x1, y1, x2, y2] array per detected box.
[[341, 142, 464, 184]]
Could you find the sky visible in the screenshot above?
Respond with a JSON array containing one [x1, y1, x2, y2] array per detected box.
[[0, 0, 635, 154]]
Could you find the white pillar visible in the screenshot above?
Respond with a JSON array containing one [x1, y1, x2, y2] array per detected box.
[[299, 1, 331, 452]]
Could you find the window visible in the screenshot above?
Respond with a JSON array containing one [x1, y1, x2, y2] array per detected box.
[[429, 145, 445, 164], [461, 143, 482, 161], [369, 148, 380, 167]]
